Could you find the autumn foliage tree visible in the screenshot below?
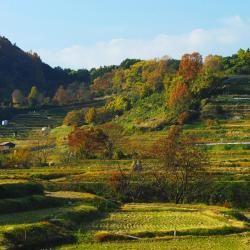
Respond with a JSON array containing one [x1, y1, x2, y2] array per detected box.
[[168, 81, 191, 115], [150, 125, 210, 203], [63, 110, 84, 126], [178, 52, 203, 82], [12, 89, 25, 107], [85, 107, 97, 124], [53, 85, 68, 105], [90, 72, 114, 96], [68, 127, 111, 159]]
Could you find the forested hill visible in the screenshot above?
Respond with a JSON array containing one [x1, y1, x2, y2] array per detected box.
[[0, 36, 90, 100]]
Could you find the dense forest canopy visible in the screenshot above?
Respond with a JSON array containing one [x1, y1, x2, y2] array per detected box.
[[0, 36, 249, 107]]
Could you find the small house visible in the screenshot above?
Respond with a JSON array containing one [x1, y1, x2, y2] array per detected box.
[[0, 142, 16, 151], [1, 120, 8, 126]]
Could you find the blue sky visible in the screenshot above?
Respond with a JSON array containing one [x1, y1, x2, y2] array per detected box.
[[0, 0, 250, 69]]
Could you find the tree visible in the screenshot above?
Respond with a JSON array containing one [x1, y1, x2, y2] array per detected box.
[[105, 96, 129, 115], [85, 107, 97, 124], [90, 71, 114, 96], [203, 55, 223, 74], [12, 89, 25, 107], [53, 85, 68, 105], [68, 127, 110, 159], [178, 52, 203, 82], [112, 69, 125, 93], [9, 148, 32, 168], [150, 126, 210, 204], [120, 58, 141, 69], [77, 83, 91, 102], [28, 86, 39, 107], [168, 81, 191, 115], [63, 110, 84, 126]]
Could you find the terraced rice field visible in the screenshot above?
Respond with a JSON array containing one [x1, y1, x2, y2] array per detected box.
[[0, 100, 103, 139], [58, 234, 250, 250], [58, 203, 250, 250], [88, 203, 244, 236]]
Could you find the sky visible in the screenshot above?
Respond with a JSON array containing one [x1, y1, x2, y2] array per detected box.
[[0, 0, 250, 69]]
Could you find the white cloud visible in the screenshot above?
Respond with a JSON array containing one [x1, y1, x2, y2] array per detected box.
[[37, 16, 250, 69]]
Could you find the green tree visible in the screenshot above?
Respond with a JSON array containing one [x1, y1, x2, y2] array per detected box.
[[85, 107, 97, 124], [105, 96, 129, 115], [203, 55, 223, 74], [28, 86, 39, 107]]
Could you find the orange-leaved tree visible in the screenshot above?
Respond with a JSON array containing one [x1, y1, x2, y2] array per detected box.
[[178, 52, 203, 82], [150, 125, 210, 204], [168, 81, 191, 115], [68, 127, 110, 159]]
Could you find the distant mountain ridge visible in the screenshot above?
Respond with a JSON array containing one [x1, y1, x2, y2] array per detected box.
[[0, 36, 89, 101]]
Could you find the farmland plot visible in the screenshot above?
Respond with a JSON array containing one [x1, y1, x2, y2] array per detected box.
[[88, 203, 246, 237]]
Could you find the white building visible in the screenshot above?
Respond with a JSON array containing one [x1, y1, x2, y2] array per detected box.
[[1, 120, 8, 126]]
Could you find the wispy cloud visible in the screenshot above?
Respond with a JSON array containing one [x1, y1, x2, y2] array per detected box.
[[37, 16, 250, 69]]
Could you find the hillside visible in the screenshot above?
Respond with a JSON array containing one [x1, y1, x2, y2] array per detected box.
[[0, 46, 250, 249], [0, 36, 90, 101]]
